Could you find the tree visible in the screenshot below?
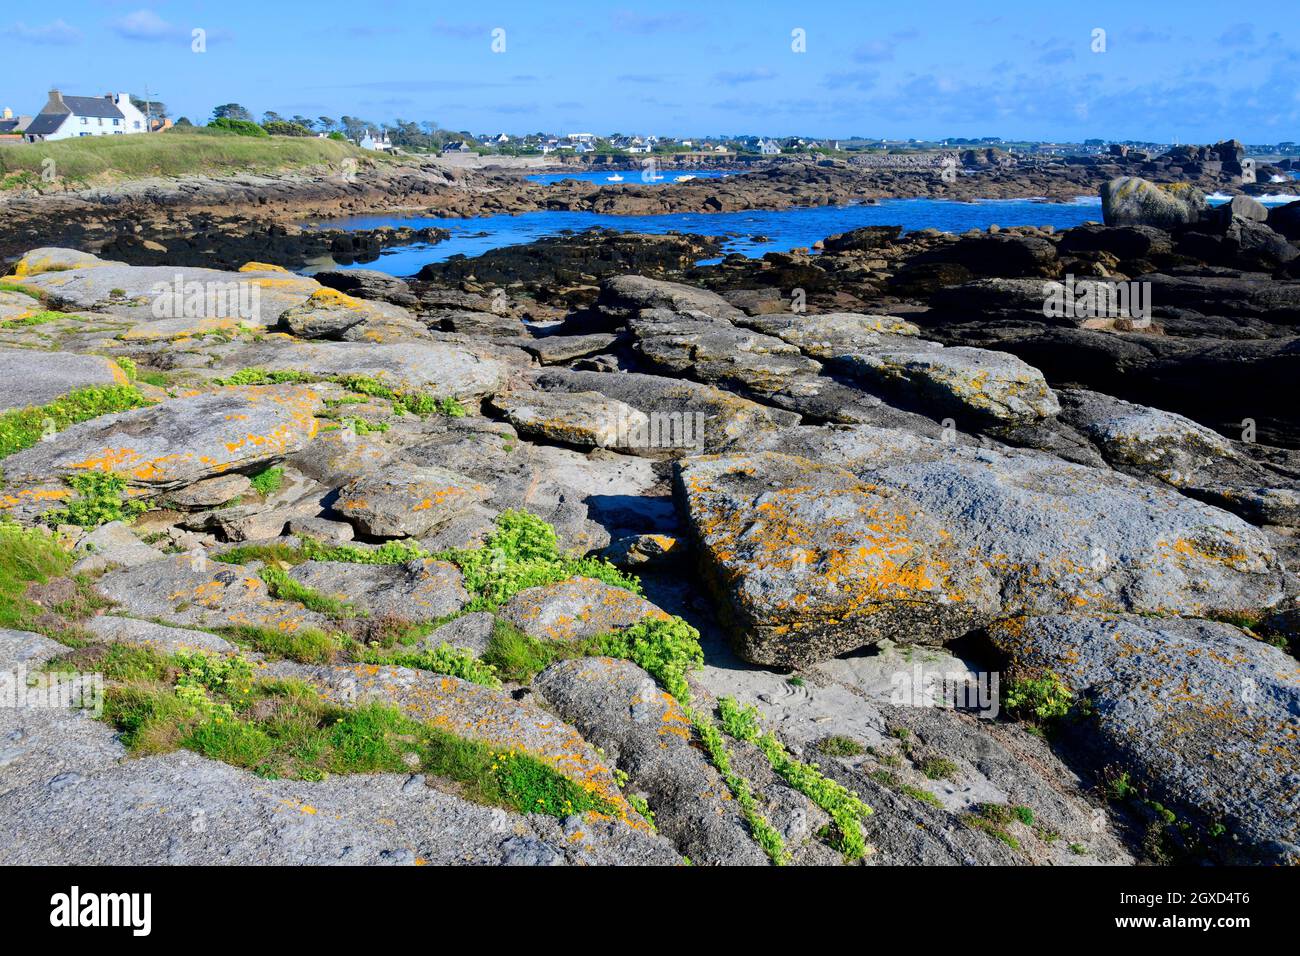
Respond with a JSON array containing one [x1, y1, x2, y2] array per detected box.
[[130, 95, 168, 119], [291, 116, 316, 131], [340, 115, 369, 143], [262, 111, 283, 125], [317, 116, 337, 132], [212, 103, 252, 121], [175, 116, 193, 127]]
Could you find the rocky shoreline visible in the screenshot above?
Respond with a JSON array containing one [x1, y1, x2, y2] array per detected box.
[[2, 139, 1294, 270], [1, 163, 1297, 867]]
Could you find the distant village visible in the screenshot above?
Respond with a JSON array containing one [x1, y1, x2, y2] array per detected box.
[[3, 89, 1298, 160]]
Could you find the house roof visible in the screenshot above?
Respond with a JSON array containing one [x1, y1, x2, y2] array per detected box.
[[61, 96, 125, 119], [23, 113, 68, 136]]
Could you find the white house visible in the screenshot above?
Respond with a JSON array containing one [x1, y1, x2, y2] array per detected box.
[[758, 139, 781, 155], [566, 132, 595, 144], [359, 129, 393, 151], [23, 90, 148, 142]]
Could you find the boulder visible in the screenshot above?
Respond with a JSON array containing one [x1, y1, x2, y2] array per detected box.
[[0, 386, 322, 492], [599, 275, 744, 321], [738, 312, 922, 359], [488, 390, 650, 452], [417, 611, 496, 657], [835, 345, 1061, 424], [312, 268, 418, 308], [674, 452, 1002, 667], [751, 425, 1292, 622], [534, 657, 773, 865], [222, 340, 516, 400], [334, 465, 491, 538], [990, 613, 1300, 864], [0, 348, 132, 413], [500, 578, 669, 642], [279, 288, 426, 342], [1101, 177, 1207, 229], [70, 521, 163, 574], [288, 559, 468, 621], [6, 251, 320, 326], [95, 555, 330, 632], [531, 367, 799, 454]]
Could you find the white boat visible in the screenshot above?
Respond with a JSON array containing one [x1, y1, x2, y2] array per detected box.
[[674, 174, 696, 182], [606, 173, 624, 182]]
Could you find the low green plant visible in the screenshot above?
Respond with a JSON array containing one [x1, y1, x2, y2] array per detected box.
[[248, 466, 283, 496], [0, 523, 71, 628], [596, 616, 702, 702], [718, 696, 873, 861], [353, 642, 501, 689], [967, 803, 1022, 851], [870, 769, 943, 807], [818, 735, 866, 758], [44, 472, 147, 529], [1004, 671, 1074, 722], [919, 755, 960, 781], [443, 509, 642, 610], [690, 708, 787, 865], [0, 384, 149, 458], [223, 624, 341, 664]]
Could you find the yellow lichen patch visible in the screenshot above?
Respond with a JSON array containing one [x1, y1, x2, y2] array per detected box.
[[238, 262, 290, 274]]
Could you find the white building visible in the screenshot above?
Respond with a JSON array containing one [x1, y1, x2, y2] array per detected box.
[[758, 138, 781, 155], [23, 90, 148, 142], [566, 132, 595, 143], [359, 129, 393, 151]]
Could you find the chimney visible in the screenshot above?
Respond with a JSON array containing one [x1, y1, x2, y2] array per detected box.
[[2, 108, 11, 120]]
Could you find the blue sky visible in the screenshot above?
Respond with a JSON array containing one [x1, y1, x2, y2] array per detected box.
[[3, 0, 1298, 141]]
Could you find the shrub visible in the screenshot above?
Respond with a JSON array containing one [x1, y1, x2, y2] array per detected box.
[[597, 616, 703, 703], [207, 117, 268, 137], [1004, 672, 1074, 722], [44, 472, 147, 528]]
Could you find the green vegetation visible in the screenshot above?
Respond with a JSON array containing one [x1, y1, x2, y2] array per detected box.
[[966, 803, 1022, 851], [93, 645, 613, 816], [0, 384, 150, 459], [596, 616, 702, 702], [718, 696, 873, 861], [1004, 671, 1074, 722], [869, 769, 944, 808], [248, 466, 284, 497], [444, 509, 641, 610], [919, 755, 960, 781], [0, 129, 375, 187], [690, 708, 787, 865], [207, 117, 269, 137], [223, 624, 341, 664], [818, 735, 866, 758], [353, 642, 501, 689], [44, 472, 147, 529], [0, 310, 71, 329], [0, 523, 71, 629], [0, 282, 42, 300], [214, 510, 701, 701]]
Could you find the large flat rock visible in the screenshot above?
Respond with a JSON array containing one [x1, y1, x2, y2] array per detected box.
[[222, 340, 516, 400], [990, 613, 1300, 864], [6, 249, 320, 326], [0, 348, 132, 412], [750, 425, 1293, 623], [0, 385, 322, 492], [675, 451, 1001, 667]]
